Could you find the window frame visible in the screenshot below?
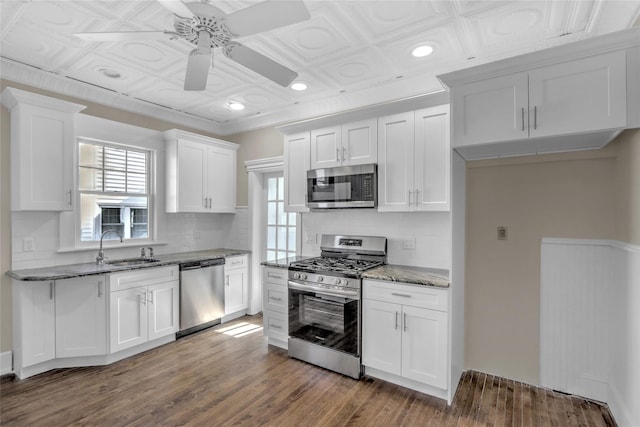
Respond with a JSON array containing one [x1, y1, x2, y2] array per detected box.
[[73, 137, 155, 249], [262, 171, 298, 262]]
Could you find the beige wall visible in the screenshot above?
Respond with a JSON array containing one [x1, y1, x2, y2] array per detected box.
[[464, 130, 639, 384]]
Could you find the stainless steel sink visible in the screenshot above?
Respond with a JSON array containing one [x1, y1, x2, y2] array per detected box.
[[106, 257, 161, 267]]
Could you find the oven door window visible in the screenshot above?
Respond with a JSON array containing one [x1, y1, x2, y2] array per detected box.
[[288, 287, 359, 356]]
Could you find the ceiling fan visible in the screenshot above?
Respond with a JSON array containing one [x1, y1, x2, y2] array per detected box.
[[74, 0, 310, 91]]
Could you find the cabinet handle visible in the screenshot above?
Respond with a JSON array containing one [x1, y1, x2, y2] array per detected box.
[[226, 275, 229, 286], [403, 312, 407, 332], [408, 190, 413, 205], [391, 292, 411, 298], [67, 190, 73, 206], [269, 323, 282, 329], [149, 289, 153, 304], [50, 281, 54, 300], [268, 273, 283, 280], [204, 198, 207, 208], [342, 146, 347, 160], [414, 189, 420, 206], [270, 296, 282, 301], [336, 147, 341, 162], [140, 291, 146, 306], [98, 280, 103, 298], [533, 105, 537, 130], [395, 311, 399, 330], [521, 107, 525, 131], [209, 197, 212, 208]]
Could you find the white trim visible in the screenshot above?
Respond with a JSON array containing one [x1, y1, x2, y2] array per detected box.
[[163, 129, 239, 151], [0, 351, 13, 376], [541, 237, 640, 253], [245, 157, 284, 172]]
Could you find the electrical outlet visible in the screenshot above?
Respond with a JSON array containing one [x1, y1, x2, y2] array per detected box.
[[23, 237, 34, 252], [497, 226, 508, 240], [402, 237, 416, 249], [305, 233, 317, 243], [193, 231, 201, 240]]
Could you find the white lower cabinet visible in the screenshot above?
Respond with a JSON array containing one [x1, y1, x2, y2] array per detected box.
[[109, 266, 179, 353], [262, 266, 288, 348], [14, 281, 56, 369], [55, 275, 107, 358], [362, 279, 448, 394], [224, 255, 249, 318]]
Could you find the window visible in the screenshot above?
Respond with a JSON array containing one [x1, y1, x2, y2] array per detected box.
[[78, 139, 151, 242], [264, 173, 296, 261]]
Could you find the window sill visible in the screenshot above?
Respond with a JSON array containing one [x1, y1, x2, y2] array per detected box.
[[57, 240, 168, 253]]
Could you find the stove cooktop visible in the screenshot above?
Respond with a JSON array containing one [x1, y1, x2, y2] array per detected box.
[[289, 256, 384, 277]]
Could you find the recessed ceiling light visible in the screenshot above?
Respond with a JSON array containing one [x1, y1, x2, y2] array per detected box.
[[291, 82, 308, 91], [99, 68, 122, 79], [411, 45, 433, 58], [228, 102, 245, 111]]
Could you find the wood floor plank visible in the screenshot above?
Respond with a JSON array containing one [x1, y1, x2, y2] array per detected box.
[[0, 316, 618, 427]]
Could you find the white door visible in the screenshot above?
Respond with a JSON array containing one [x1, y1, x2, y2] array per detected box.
[[225, 268, 247, 315], [283, 132, 310, 212], [401, 306, 448, 389], [147, 281, 179, 341], [310, 126, 341, 169], [414, 105, 450, 211], [377, 111, 415, 212], [362, 299, 402, 375], [207, 146, 236, 212], [177, 140, 207, 212], [451, 72, 529, 146], [19, 281, 56, 367], [55, 276, 107, 358], [341, 119, 377, 166], [528, 50, 627, 138], [110, 287, 148, 353]]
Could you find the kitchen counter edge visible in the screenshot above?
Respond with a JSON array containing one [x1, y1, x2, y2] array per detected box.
[[6, 249, 251, 282], [260, 256, 311, 269], [362, 264, 450, 288]]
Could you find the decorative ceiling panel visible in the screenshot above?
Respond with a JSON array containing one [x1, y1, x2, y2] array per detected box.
[[0, 0, 638, 135]]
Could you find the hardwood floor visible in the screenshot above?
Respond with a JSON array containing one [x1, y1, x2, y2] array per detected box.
[[1, 315, 616, 426]]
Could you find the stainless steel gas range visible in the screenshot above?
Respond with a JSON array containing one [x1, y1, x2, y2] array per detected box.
[[287, 234, 387, 379]]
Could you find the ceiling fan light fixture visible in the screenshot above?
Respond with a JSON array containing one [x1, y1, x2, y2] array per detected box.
[[228, 101, 245, 111], [411, 45, 434, 58], [291, 82, 308, 91]]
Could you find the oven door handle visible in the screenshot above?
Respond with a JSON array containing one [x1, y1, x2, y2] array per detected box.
[[288, 281, 360, 298]]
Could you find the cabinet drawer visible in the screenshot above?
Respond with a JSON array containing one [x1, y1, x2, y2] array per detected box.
[[109, 265, 179, 292], [263, 310, 288, 343], [263, 283, 288, 313], [263, 267, 288, 286], [225, 255, 247, 271], [363, 279, 448, 312]]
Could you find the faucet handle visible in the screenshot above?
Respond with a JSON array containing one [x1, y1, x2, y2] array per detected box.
[[140, 247, 146, 258], [148, 247, 154, 258]]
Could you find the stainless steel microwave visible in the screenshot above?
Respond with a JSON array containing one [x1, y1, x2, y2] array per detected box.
[[307, 164, 377, 209]]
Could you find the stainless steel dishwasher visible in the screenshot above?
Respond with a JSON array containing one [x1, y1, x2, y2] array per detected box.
[[177, 258, 225, 337]]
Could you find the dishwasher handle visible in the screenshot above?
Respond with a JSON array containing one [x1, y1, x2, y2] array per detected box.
[[180, 258, 224, 271]]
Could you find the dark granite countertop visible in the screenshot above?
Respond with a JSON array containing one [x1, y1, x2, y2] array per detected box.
[[362, 264, 450, 288], [7, 249, 250, 281], [260, 256, 311, 269]]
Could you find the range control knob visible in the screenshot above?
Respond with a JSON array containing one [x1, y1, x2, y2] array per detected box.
[[300, 273, 307, 280], [293, 272, 300, 279], [317, 276, 324, 282], [336, 278, 344, 286]]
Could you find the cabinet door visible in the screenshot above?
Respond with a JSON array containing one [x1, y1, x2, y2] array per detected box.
[[177, 140, 207, 212], [55, 276, 107, 358], [451, 72, 528, 147], [310, 126, 341, 169], [528, 50, 627, 138], [284, 132, 310, 212], [362, 299, 402, 376], [401, 306, 448, 389], [207, 145, 236, 212], [110, 288, 148, 353], [377, 111, 415, 212], [17, 281, 56, 367], [225, 268, 248, 314], [414, 105, 450, 211], [342, 119, 377, 166], [147, 281, 179, 341]]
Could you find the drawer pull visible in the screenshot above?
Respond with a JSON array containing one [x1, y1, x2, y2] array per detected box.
[[391, 293, 411, 298], [395, 311, 399, 330], [269, 324, 282, 329], [270, 297, 283, 301], [268, 273, 284, 280], [403, 313, 407, 332]]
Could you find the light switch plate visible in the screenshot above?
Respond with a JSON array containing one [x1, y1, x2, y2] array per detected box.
[[23, 237, 34, 252], [402, 237, 416, 249]]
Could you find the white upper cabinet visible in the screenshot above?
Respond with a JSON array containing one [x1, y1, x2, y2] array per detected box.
[[310, 119, 377, 169], [284, 132, 310, 213], [1, 87, 85, 211], [446, 49, 628, 159], [378, 105, 450, 212], [165, 129, 238, 213]]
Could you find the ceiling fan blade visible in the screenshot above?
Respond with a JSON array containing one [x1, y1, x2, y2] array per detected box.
[[225, 42, 298, 87], [224, 1, 310, 37], [157, 0, 196, 19], [184, 52, 211, 91], [74, 31, 172, 41]]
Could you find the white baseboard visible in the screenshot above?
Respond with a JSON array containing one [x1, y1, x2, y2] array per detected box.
[[1, 351, 13, 375]]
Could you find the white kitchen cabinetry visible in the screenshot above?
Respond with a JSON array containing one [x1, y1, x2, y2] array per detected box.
[[109, 265, 179, 353], [362, 280, 449, 393], [55, 275, 107, 358], [449, 50, 627, 157], [310, 119, 377, 169], [1, 87, 85, 211], [165, 129, 238, 213], [378, 105, 450, 212], [284, 132, 310, 212], [224, 255, 249, 319], [262, 266, 288, 349]]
